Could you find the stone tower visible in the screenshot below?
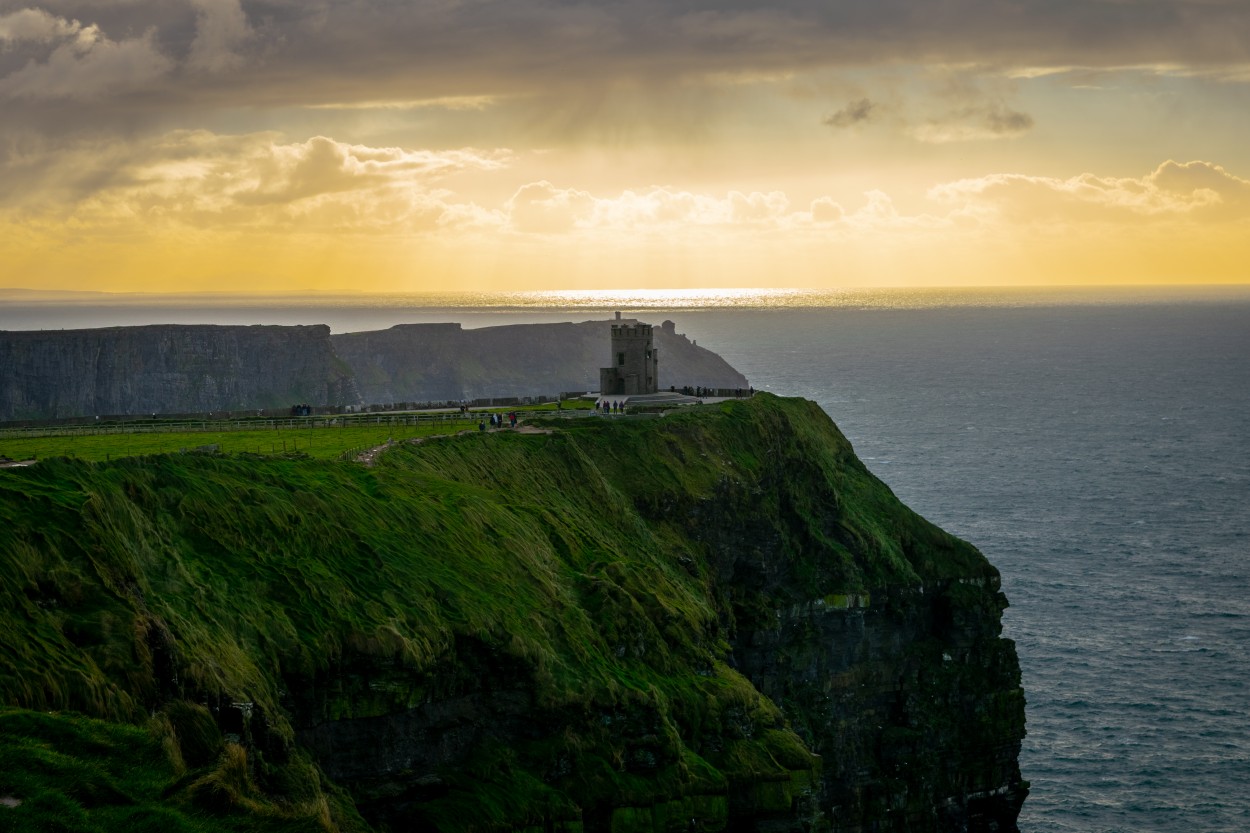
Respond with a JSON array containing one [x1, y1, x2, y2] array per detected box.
[[599, 321, 658, 396]]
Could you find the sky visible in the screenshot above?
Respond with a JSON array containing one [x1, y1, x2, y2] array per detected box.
[[1, 0, 1249, 293]]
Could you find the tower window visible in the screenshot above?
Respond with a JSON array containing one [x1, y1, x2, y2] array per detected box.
[[618, 352, 625, 366]]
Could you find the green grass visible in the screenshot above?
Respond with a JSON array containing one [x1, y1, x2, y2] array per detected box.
[[0, 708, 362, 833], [0, 402, 599, 464], [0, 420, 476, 462], [0, 394, 1004, 832]]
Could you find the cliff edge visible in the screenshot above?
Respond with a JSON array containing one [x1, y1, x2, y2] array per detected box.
[[0, 324, 359, 421], [0, 395, 1026, 832]]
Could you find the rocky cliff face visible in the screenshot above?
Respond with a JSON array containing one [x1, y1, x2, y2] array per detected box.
[[0, 395, 1025, 832], [0, 318, 747, 421], [331, 319, 749, 404], [683, 430, 1028, 831], [0, 324, 360, 420]]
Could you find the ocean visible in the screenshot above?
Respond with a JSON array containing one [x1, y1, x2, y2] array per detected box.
[[699, 302, 1250, 833], [4, 286, 1248, 832]]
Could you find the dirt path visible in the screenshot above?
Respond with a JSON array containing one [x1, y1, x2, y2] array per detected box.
[[352, 423, 553, 466]]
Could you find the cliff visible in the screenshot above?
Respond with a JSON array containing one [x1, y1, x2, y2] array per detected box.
[[0, 319, 747, 421], [0, 395, 1026, 832], [330, 319, 748, 405], [0, 324, 360, 421]]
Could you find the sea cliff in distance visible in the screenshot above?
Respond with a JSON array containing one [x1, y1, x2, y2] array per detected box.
[[0, 394, 1026, 832], [0, 318, 747, 422]]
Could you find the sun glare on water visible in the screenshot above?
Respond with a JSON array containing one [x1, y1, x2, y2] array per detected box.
[[485, 285, 1250, 311], [511, 288, 811, 309]]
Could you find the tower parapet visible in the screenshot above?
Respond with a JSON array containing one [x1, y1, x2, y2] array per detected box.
[[599, 322, 658, 396]]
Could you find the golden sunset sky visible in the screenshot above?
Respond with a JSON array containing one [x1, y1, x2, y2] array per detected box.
[[2, 0, 1249, 292]]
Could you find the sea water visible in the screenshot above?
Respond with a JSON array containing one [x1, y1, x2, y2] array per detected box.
[[690, 302, 1250, 833], [4, 287, 1248, 832]]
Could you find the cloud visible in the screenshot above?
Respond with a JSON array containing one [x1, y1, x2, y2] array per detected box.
[[930, 160, 1250, 221], [7, 131, 1249, 257], [507, 181, 597, 233], [1149, 159, 1250, 209], [823, 97, 876, 128], [1, 130, 510, 233], [228, 135, 507, 206], [2, 1, 1249, 116], [8, 136, 1250, 291], [496, 161, 1246, 242], [809, 196, 844, 223], [500, 181, 947, 237], [904, 69, 1036, 143], [0, 8, 84, 44], [506, 183, 798, 234], [910, 103, 1034, 142], [0, 9, 171, 99], [984, 105, 1033, 134], [729, 190, 790, 223], [188, 0, 253, 73]]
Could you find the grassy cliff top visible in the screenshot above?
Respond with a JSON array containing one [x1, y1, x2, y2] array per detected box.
[[0, 394, 997, 832]]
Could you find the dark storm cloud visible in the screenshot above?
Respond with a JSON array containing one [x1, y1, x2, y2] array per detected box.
[[1, 0, 1248, 115], [984, 106, 1034, 134], [823, 98, 876, 128], [907, 102, 1035, 143]]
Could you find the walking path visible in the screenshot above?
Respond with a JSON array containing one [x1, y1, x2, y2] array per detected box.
[[352, 423, 553, 467]]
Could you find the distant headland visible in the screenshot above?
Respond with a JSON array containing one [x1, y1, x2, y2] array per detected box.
[[0, 316, 747, 423]]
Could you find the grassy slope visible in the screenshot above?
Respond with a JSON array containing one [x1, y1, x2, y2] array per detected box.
[[0, 708, 353, 833], [0, 424, 417, 462], [0, 402, 596, 463], [0, 395, 996, 831]]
